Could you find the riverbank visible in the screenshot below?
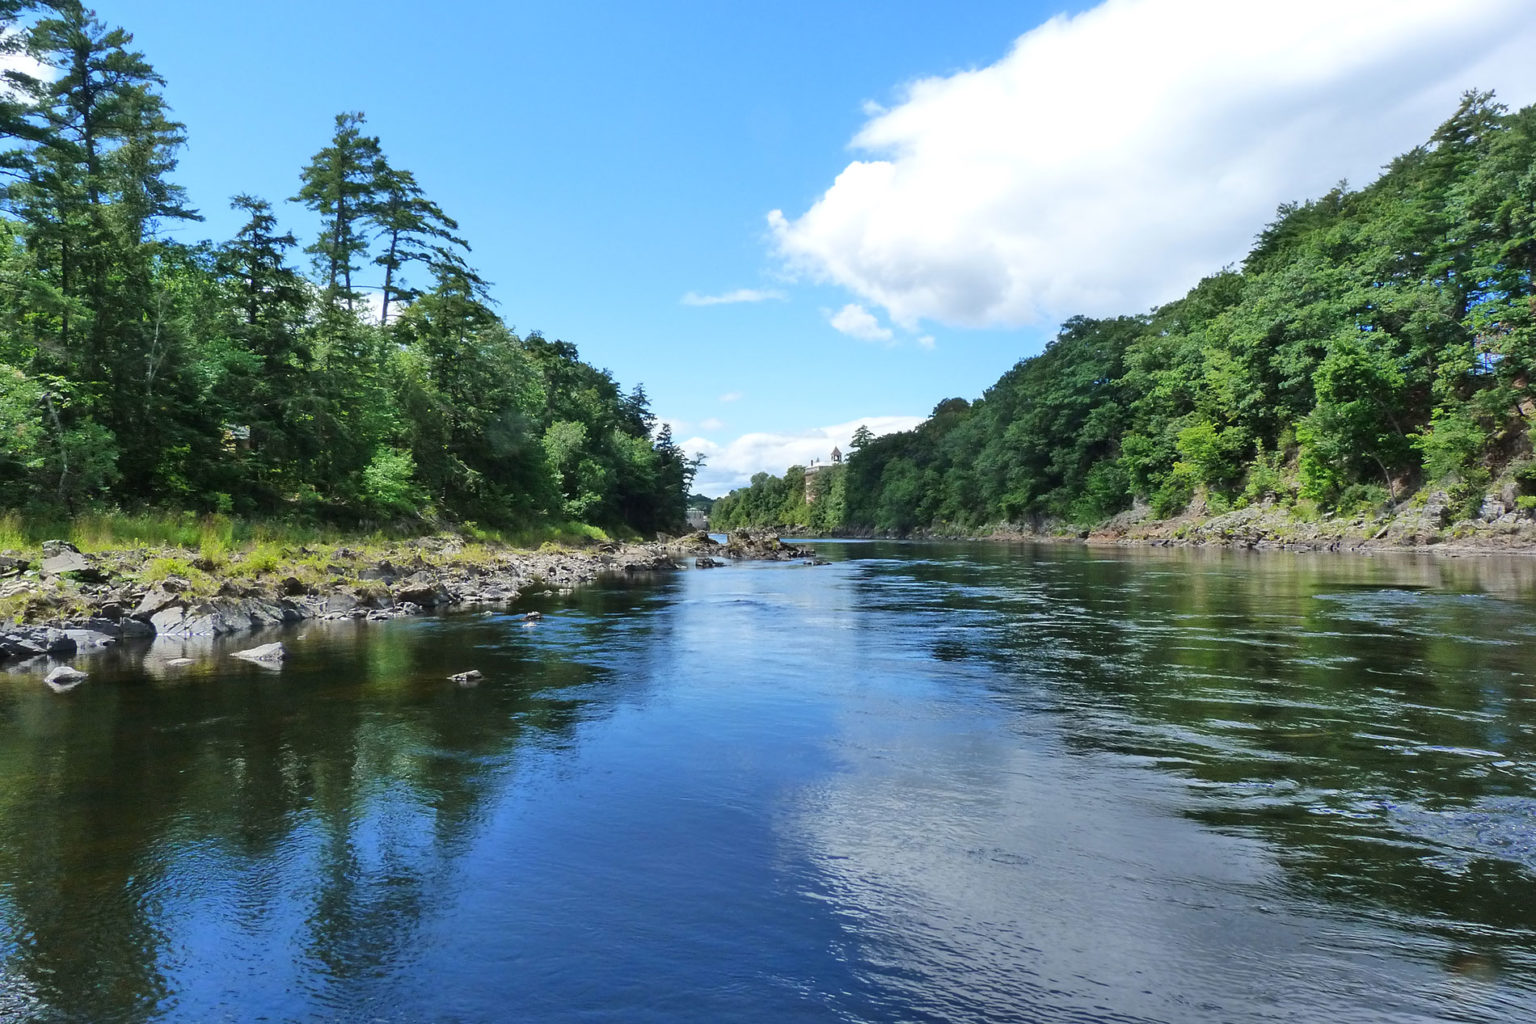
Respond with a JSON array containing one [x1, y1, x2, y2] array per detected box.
[[0, 529, 814, 666], [790, 487, 1536, 556]]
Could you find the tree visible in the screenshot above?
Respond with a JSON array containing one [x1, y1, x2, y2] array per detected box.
[[370, 162, 467, 326], [293, 112, 382, 311]]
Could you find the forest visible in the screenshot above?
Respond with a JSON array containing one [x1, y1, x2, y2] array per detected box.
[[712, 92, 1536, 536], [0, 2, 694, 537]]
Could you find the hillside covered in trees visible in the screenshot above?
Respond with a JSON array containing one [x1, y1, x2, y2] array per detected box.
[[0, 2, 694, 535], [713, 92, 1536, 538]]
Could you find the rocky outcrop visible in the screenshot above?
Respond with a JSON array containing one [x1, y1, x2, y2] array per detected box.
[[720, 530, 815, 561], [0, 532, 826, 664]]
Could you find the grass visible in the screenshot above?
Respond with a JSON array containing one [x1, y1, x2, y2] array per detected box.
[[0, 509, 612, 560]]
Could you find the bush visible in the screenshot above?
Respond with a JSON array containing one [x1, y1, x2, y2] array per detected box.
[[361, 448, 428, 518]]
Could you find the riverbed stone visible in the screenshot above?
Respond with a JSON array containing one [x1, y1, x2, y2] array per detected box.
[[232, 642, 286, 663], [45, 665, 87, 688]]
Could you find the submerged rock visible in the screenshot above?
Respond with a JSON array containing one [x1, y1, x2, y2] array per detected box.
[[449, 669, 483, 685]]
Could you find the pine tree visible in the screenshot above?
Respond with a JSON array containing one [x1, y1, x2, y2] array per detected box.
[[293, 112, 383, 311]]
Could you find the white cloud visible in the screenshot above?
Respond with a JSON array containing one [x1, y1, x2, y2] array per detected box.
[[827, 303, 894, 343], [699, 417, 725, 431], [681, 288, 786, 306], [685, 415, 925, 496], [0, 34, 53, 100], [915, 334, 936, 350], [718, 391, 744, 403], [769, 0, 1536, 329]]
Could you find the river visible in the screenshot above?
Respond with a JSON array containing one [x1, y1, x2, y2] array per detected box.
[[1, 541, 1534, 1023]]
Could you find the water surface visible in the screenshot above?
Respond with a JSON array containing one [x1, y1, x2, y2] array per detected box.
[[2, 542, 1534, 1022]]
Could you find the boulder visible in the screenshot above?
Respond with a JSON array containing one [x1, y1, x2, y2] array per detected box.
[[62, 628, 116, 651], [1, 633, 45, 659], [164, 658, 196, 668], [134, 586, 184, 619], [449, 669, 483, 684], [40, 540, 88, 576], [358, 561, 399, 583], [44, 665, 88, 690], [323, 591, 359, 615], [150, 605, 187, 634], [232, 642, 286, 664], [397, 581, 451, 608]]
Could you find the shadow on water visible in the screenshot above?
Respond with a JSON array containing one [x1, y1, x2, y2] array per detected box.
[[0, 580, 675, 1024]]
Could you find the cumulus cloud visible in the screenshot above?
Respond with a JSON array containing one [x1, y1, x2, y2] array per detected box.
[[827, 303, 894, 343], [681, 288, 786, 306], [684, 415, 925, 496], [769, 0, 1536, 329], [699, 417, 725, 431]]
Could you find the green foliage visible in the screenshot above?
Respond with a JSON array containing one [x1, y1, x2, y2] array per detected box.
[[778, 92, 1536, 533], [360, 448, 427, 518], [0, 5, 689, 537]]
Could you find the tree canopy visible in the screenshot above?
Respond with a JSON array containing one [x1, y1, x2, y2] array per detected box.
[[715, 92, 1536, 535], [0, 2, 694, 533]]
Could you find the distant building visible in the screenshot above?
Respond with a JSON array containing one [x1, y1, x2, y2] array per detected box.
[[686, 507, 710, 530], [803, 448, 843, 504]]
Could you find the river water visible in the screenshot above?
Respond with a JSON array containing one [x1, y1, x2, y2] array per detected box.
[[1, 541, 1534, 1023]]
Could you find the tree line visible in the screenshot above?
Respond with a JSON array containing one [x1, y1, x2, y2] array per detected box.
[[714, 93, 1536, 535], [0, 1, 695, 534]]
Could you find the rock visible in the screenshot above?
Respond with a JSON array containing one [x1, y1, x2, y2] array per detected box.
[[232, 642, 286, 663], [323, 591, 359, 615], [1, 634, 45, 659], [150, 605, 186, 634], [449, 669, 483, 684], [695, 557, 723, 569], [41, 629, 76, 655], [1422, 490, 1453, 530], [134, 586, 184, 618], [397, 581, 451, 607], [280, 576, 310, 597], [0, 555, 29, 576], [40, 539, 85, 569], [164, 658, 195, 668], [69, 617, 123, 637], [523, 610, 542, 621], [62, 628, 116, 650], [45, 665, 88, 689], [358, 561, 399, 582]]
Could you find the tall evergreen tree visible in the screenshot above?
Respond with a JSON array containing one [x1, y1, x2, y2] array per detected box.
[[293, 111, 382, 311]]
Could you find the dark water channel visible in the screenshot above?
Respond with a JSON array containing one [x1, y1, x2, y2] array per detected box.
[[2, 542, 1536, 1023]]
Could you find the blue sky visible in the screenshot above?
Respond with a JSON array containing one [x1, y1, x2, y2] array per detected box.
[[99, 0, 1536, 494]]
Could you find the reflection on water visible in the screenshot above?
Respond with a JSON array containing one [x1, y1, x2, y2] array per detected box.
[[0, 545, 1534, 1022]]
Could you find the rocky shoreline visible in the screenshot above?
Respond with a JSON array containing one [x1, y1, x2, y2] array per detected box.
[[0, 529, 816, 672], [818, 488, 1536, 556]]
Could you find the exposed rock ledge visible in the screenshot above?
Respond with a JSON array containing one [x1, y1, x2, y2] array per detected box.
[[0, 531, 813, 665]]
